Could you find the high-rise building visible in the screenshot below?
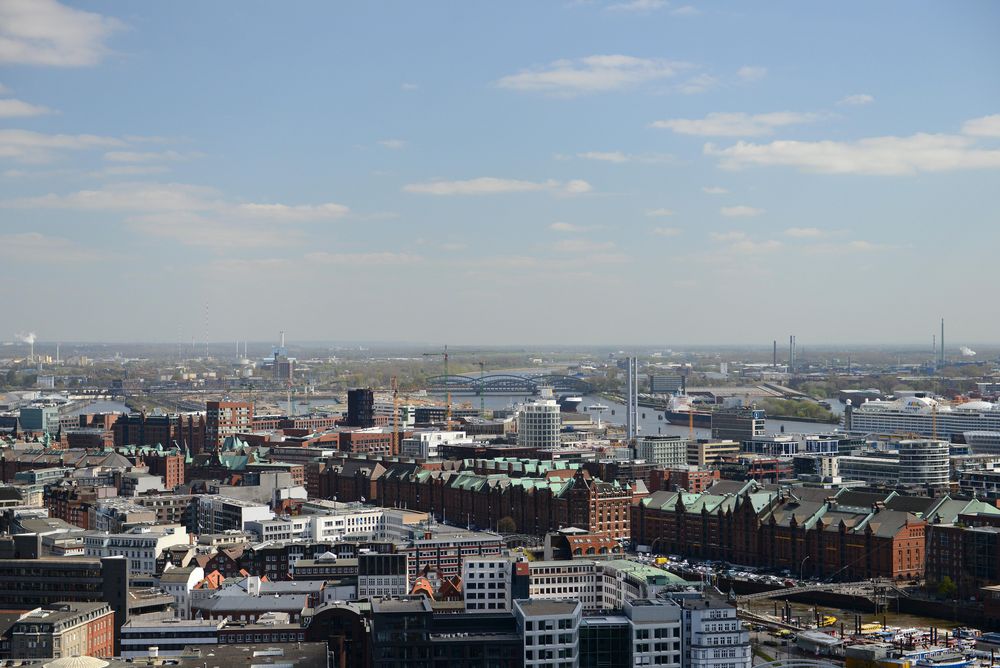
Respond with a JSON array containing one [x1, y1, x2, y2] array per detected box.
[[625, 357, 639, 442], [205, 401, 253, 451], [898, 439, 951, 488], [710, 405, 765, 443], [346, 388, 376, 428], [518, 396, 561, 450]]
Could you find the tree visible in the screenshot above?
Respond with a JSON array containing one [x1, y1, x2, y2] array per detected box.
[[497, 516, 517, 534], [937, 576, 957, 599]]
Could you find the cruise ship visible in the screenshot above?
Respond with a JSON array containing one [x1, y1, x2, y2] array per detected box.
[[844, 395, 1000, 441]]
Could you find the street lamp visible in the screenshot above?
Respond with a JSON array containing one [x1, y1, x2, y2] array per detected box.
[[800, 555, 811, 582]]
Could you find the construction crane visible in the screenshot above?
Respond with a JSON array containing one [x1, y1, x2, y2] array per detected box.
[[391, 375, 400, 455], [423, 345, 452, 429]]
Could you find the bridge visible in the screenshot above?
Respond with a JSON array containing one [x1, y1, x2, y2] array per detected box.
[[426, 373, 593, 395], [736, 579, 907, 604]]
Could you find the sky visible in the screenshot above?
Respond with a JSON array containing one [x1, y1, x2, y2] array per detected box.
[[1, 0, 999, 347]]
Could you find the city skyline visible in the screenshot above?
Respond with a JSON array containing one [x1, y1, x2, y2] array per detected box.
[[2, 1, 999, 344]]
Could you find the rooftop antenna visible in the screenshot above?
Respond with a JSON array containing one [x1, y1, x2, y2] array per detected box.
[[56, 343, 60, 365], [280, 330, 285, 349]]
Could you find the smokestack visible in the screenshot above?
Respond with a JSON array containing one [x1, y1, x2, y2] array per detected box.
[[789, 335, 794, 371], [940, 318, 945, 365], [30, 339, 34, 363], [280, 331, 285, 348], [56, 343, 59, 364], [773, 340, 777, 368]]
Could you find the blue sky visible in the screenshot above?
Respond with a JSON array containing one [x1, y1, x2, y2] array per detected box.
[[1, 1, 998, 346]]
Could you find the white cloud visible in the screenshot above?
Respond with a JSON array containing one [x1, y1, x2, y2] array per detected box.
[[652, 111, 821, 136], [553, 239, 616, 253], [676, 74, 718, 95], [575, 150, 674, 164], [3, 181, 351, 249], [236, 202, 350, 222], [496, 54, 688, 95], [721, 205, 764, 217], [671, 5, 700, 16], [8, 182, 221, 212], [403, 177, 591, 196], [550, 222, 583, 232], [0, 0, 123, 67], [90, 165, 170, 177], [401, 83, 419, 91], [710, 231, 746, 242], [0, 82, 7, 94], [729, 239, 781, 254], [651, 227, 680, 237], [0, 128, 124, 163], [378, 139, 407, 149], [578, 150, 628, 163], [645, 208, 674, 217], [737, 66, 767, 82], [606, 0, 665, 12], [0, 231, 101, 262], [838, 93, 874, 106], [784, 227, 824, 238], [103, 150, 189, 163], [0, 98, 53, 118], [706, 131, 1000, 175], [701, 186, 728, 195], [963, 114, 1000, 138], [305, 251, 422, 266]]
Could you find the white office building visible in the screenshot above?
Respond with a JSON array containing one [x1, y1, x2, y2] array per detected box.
[[518, 397, 561, 450], [680, 593, 752, 668], [400, 430, 474, 459], [83, 525, 189, 575], [120, 618, 223, 658], [635, 436, 689, 468], [514, 599, 581, 668], [196, 495, 274, 534], [463, 556, 516, 612], [158, 565, 205, 619], [898, 439, 950, 488]]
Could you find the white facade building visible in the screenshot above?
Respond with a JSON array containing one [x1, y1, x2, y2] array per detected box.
[[681, 594, 752, 668], [158, 565, 205, 619], [120, 618, 223, 658], [83, 525, 189, 575], [625, 599, 684, 668], [196, 495, 274, 534], [635, 436, 689, 467], [514, 599, 581, 668], [463, 556, 516, 612], [898, 439, 950, 488], [518, 398, 561, 450], [401, 430, 473, 459]]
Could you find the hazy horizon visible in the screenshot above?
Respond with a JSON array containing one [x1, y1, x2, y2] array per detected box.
[[2, 2, 997, 344]]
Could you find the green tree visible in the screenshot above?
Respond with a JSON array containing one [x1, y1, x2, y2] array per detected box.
[[497, 516, 517, 534], [937, 576, 957, 599]]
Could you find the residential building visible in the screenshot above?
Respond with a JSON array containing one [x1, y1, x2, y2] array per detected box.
[[518, 397, 561, 450], [6, 602, 114, 660], [158, 565, 205, 619], [206, 401, 253, 451], [680, 592, 752, 668], [83, 525, 189, 575]]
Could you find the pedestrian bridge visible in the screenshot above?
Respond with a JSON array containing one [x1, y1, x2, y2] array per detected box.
[[735, 579, 907, 604]]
